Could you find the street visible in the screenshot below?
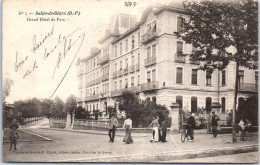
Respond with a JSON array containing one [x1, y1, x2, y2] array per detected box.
[[1, 118, 258, 162]]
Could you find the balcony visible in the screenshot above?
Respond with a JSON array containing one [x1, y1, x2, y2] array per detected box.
[[238, 83, 258, 92], [140, 81, 158, 91], [112, 71, 117, 79], [85, 94, 100, 101], [135, 63, 140, 71], [175, 53, 185, 63], [111, 86, 140, 97], [76, 97, 83, 102], [85, 82, 90, 87], [97, 55, 109, 65], [144, 57, 156, 67], [190, 59, 200, 65], [129, 86, 140, 92], [101, 74, 109, 81], [142, 30, 159, 44], [129, 65, 135, 73], [124, 68, 128, 75], [111, 89, 123, 97], [118, 70, 123, 77]]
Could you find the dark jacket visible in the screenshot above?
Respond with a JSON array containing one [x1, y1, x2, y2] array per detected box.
[[187, 116, 195, 129], [212, 115, 220, 126], [160, 120, 168, 131]]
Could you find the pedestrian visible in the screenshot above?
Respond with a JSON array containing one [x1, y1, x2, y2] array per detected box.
[[186, 112, 195, 141], [160, 118, 168, 143], [148, 116, 160, 142], [211, 111, 220, 138], [9, 125, 19, 150], [108, 114, 118, 143], [238, 117, 246, 141], [122, 115, 133, 144]]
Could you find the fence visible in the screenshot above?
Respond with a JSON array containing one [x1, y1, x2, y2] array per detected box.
[[22, 116, 45, 125]]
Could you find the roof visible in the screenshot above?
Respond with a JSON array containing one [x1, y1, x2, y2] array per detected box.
[[81, 47, 101, 61]]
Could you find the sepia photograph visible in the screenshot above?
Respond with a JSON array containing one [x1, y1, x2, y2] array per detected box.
[[2, 0, 258, 163]]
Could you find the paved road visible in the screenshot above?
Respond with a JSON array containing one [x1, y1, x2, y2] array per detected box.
[[2, 127, 258, 162], [168, 152, 259, 163]]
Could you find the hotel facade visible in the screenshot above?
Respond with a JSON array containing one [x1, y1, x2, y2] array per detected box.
[[77, 4, 258, 118]]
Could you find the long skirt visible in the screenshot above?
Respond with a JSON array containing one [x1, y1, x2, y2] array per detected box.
[[152, 127, 159, 142], [123, 125, 133, 144]]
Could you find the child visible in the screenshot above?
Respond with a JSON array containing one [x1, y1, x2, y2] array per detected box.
[[9, 125, 19, 150]]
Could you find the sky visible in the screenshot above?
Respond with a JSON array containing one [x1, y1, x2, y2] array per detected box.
[[3, 0, 175, 103]]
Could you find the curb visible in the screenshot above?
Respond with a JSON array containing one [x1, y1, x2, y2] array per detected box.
[[57, 144, 258, 162], [20, 129, 52, 141], [40, 127, 150, 137]]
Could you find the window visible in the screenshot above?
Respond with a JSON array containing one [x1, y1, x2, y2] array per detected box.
[[206, 71, 212, 85], [191, 96, 197, 113], [206, 97, 212, 112], [176, 41, 185, 62], [152, 44, 156, 58], [177, 17, 183, 33], [131, 76, 134, 86], [138, 53, 140, 64], [221, 97, 226, 113], [176, 95, 183, 108], [147, 71, 151, 82], [147, 46, 151, 58], [120, 42, 122, 55], [176, 67, 183, 83], [125, 39, 128, 52], [255, 71, 258, 88], [115, 45, 117, 58], [191, 69, 197, 85], [94, 58, 96, 68], [120, 61, 122, 70], [125, 78, 128, 88], [97, 87, 99, 94], [114, 81, 117, 90], [152, 69, 156, 82], [115, 63, 117, 72], [131, 56, 134, 66], [119, 80, 122, 89], [238, 70, 244, 88], [222, 70, 226, 86], [137, 75, 140, 86], [138, 32, 140, 45], [132, 35, 135, 50], [125, 58, 128, 68], [152, 96, 156, 103]]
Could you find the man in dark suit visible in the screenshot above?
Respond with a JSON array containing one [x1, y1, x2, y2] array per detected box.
[[108, 114, 118, 143]]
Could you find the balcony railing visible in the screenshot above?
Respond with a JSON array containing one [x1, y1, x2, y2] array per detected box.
[[118, 70, 123, 77], [144, 57, 156, 67], [112, 71, 117, 79], [140, 81, 158, 91], [101, 74, 109, 81], [111, 86, 140, 97], [85, 82, 90, 87], [238, 83, 258, 92], [76, 97, 83, 102], [97, 55, 109, 65], [135, 63, 140, 71], [142, 30, 159, 44], [190, 59, 200, 65], [124, 68, 128, 75], [129, 65, 135, 73], [85, 94, 100, 101], [175, 53, 185, 63]]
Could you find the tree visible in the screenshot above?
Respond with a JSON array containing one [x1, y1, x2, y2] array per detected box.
[[64, 95, 77, 114], [2, 77, 13, 102], [51, 96, 65, 118], [175, 0, 258, 142]]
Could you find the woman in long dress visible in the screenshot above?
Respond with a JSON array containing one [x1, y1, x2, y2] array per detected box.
[[122, 116, 133, 144], [148, 116, 160, 142]]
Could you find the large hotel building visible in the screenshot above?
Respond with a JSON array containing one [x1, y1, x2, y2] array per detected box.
[[77, 3, 258, 118]]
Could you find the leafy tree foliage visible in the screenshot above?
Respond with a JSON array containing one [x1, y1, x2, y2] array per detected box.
[[64, 95, 77, 114], [50, 96, 65, 118], [118, 90, 170, 127], [75, 106, 90, 119]]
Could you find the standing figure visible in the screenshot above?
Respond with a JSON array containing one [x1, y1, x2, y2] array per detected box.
[[238, 117, 247, 141], [122, 116, 133, 144], [160, 118, 168, 143], [9, 125, 19, 150], [187, 112, 196, 141], [211, 111, 220, 138], [108, 114, 118, 143], [148, 116, 160, 142]]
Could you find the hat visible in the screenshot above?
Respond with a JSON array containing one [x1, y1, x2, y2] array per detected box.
[[212, 111, 215, 114]]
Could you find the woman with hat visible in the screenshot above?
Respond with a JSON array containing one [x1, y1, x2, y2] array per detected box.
[[122, 115, 133, 144]]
